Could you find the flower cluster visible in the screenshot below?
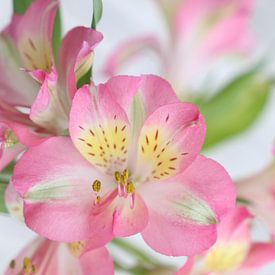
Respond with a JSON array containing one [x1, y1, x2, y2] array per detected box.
[[1, 0, 275, 274]]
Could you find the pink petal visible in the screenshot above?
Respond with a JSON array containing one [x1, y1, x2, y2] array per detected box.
[[12, 137, 112, 242], [5, 182, 24, 221], [0, 122, 43, 171], [217, 206, 252, 244], [69, 84, 131, 174], [236, 162, 275, 233], [133, 103, 206, 181], [59, 27, 103, 99], [242, 243, 275, 269], [103, 35, 162, 76], [7, 0, 58, 72], [80, 247, 114, 275], [30, 69, 69, 134], [0, 143, 24, 171], [104, 75, 179, 118], [0, 34, 39, 107], [141, 155, 235, 256], [112, 194, 148, 237]]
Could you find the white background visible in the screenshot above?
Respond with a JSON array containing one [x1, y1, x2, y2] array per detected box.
[[1, 0, 275, 274]]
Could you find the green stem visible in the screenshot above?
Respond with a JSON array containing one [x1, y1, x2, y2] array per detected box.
[[112, 238, 158, 267]]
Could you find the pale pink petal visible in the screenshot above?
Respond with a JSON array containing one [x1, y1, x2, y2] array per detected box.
[[133, 103, 205, 181], [217, 207, 252, 243], [12, 137, 113, 242], [0, 34, 39, 107], [59, 27, 103, 99], [69, 84, 131, 175], [103, 35, 162, 76], [242, 243, 275, 269], [7, 0, 58, 72], [80, 247, 114, 275], [140, 155, 235, 256], [236, 162, 275, 233], [0, 143, 24, 171], [30, 69, 69, 134], [5, 182, 24, 221]]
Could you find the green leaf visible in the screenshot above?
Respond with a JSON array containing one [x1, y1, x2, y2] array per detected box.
[[13, 0, 33, 14], [0, 183, 8, 213], [76, 68, 92, 89], [91, 0, 103, 30], [52, 9, 62, 66], [197, 71, 270, 149]]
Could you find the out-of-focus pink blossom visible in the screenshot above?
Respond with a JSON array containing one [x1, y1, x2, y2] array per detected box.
[[176, 207, 275, 275], [4, 237, 113, 275], [237, 159, 275, 235], [104, 0, 254, 98], [13, 75, 235, 256]]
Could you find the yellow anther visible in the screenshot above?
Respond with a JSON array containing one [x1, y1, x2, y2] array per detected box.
[[126, 182, 135, 194], [114, 171, 122, 183], [122, 169, 129, 182], [9, 259, 16, 269], [23, 257, 31, 272], [95, 195, 101, 204], [92, 180, 101, 192], [4, 129, 18, 148], [31, 264, 37, 273]]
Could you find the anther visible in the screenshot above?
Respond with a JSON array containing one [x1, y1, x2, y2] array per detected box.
[[9, 260, 16, 269], [95, 195, 101, 205], [23, 257, 31, 272], [126, 182, 135, 194], [92, 180, 101, 192], [114, 171, 121, 183], [122, 169, 129, 182]]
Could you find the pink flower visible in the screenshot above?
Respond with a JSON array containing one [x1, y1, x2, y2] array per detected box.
[[104, 0, 254, 97], [0, 0, 102, 168], [176, 207, 275, 275], [236, 160, 275, 236], [5, 237, 113, 275], [1, 0, 102, 134], [13, 75, 235, 256]]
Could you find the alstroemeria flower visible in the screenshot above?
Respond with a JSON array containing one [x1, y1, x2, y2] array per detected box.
[[176, 207, 275, 275], [104, 0, 254, 98], [0, 0, 102, 134], [5, 237, 113, 275], [0, 0, 102, 168], [236, 158, 275, 236], [13, 75, 235, 256]]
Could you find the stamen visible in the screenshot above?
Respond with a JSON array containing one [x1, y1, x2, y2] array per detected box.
[[126, 182, 135, 194], [23, 257, 31, 273], [9, 260, 16, 269], [92, 180, 101, 192], [122, 169, 129, 182], [114, 171, 122, 183], [95, 195, 101, 204]]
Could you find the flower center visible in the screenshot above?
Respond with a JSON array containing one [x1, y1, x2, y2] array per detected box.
[[92, 169, 136, 209], [67, 241, 85, 257], [3, 129, 18, 148]]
